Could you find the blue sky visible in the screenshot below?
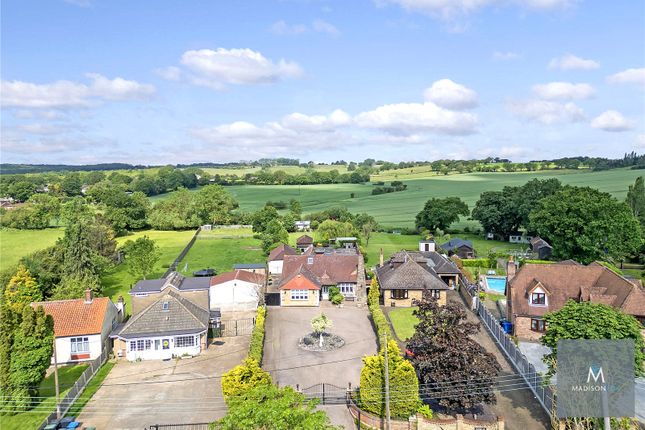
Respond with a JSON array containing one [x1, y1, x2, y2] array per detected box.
[[1, 0, 644, 164]]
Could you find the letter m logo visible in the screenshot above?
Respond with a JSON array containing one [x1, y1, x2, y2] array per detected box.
[[587, 365, 605, 384]]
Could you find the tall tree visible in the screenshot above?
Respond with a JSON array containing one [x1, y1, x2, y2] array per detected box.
[[260, 219, 289, 254], [3, 266, 42, 314], [415, 197, 470, 232], [288, 199, 302, 218], [353, 213, 378, 245], [530, 186, 642, 263], [122, 236, 160, 280], [0, 304, 19, 409], [626, 176, 645, 228], [407, 296, 500, 411], [315, 219, 357, 242], [192, 185, 238, 225], [471, 190, 520, 239], [251, 205, 280, 233]]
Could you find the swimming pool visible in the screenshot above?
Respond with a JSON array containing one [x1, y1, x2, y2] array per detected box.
[[486, 276, 507, 294]]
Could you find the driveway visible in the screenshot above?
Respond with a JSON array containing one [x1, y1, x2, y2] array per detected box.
[[263, 304, 377, 428], [77, 336, 250, 430]]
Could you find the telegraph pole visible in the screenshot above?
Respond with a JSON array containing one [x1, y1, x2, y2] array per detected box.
[[383, 333, 391, 430], [53, 340, 61, 419]]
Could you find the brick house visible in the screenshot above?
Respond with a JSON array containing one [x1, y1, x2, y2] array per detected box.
[[506, 260, 645, 341], [129, 271, 210, 315], [375, 250, 452, 307], [278, 268, 321, 307]]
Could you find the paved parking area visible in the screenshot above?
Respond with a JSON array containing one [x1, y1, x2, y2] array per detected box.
[[77, 336, 249, 430]]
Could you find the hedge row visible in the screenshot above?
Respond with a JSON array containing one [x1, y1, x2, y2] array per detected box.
[[461, 258, 496, 268], [368, 279, 394, 347], [248, 306, 266, 363]]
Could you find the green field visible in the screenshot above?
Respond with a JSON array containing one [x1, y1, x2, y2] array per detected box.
[[1, 364, 88, 430], [388, 307, 419, 341], [177, 228, 264, 276], [0, 228, 64, 272], [202, 164, 349, 176], [215, 168, 644, 228]]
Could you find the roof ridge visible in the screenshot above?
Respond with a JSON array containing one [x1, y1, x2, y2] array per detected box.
[[33, 296, 110, 306], [166, 290, 208, 328]]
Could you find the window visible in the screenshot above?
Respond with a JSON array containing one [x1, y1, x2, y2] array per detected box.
[[162, 301, 169, 310], [291, 290, 309, 300], [531, 292, 546, 305], [130, 340, 147, 351], [339, 284, 354, 295], [70, 337, 89, 353], [391, 289, 408, 299], [145, 340, 152, 350], [429, 289, 441, 299], [531, 319, 546, 332], [175, 335, 196, 348], [307, 257, 314, 265]]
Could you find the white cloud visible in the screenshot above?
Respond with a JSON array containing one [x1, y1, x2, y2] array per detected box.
[[509, 100, 585, 124], [548, 54, 599, 71], [172, 48, 303, 90], [607, 68, 645, 87], [0, 74, 155, 108], [270, 19, 340, 36], [154, 66, 182, 81], [281, 109, 352, 131], [423, 79, 478, 110], [492, 51, 520, 61], [591, 110, 632, 132], [16, 123, 70, 135], [532, 82, 595, 100]]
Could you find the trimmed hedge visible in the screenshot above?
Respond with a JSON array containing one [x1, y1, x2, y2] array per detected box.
[[248, 306, 266, 363], [221, 358, 272, 403], [521, 259, 553, 265], [368, 278, 394, 346], [461, 258, 496, 268]]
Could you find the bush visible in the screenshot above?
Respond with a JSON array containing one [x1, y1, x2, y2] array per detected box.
[[221, 358, 272, 403], [461, 258, 496, 268], [417, 404, 434, 419], [248, 306, 266, 362], [367, 278, 394, 346], [331, 294, 344, 305]]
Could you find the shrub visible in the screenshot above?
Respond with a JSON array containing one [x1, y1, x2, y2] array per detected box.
[[248, 306, 266, 363], [328, 286, 340, 297], [367, 278, 394, 346], [221, 358, 272, 403], [359, 340, 420, 418], [331, 294, 344, 305], [417, 404, 434, 419], [461, 258, 496, 268]]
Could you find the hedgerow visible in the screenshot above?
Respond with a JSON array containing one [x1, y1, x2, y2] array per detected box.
[[248, 306, 266, 363]]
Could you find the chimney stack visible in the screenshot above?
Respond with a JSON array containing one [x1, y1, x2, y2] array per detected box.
[[379, 248, 384, 267], [84, 289, 93, 304], [506, 256, 517, 280]]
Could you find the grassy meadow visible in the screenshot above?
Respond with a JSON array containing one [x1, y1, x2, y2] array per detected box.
[[0, 228, 64, 272]]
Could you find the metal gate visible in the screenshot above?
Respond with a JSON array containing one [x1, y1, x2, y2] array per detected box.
[[147, 423, 211, 430], [300, 383, 349, 405], [211, 318, 255, 337]]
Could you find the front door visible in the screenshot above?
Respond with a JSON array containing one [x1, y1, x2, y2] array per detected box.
[[161, 338, 172, 359], [155, 339, 160, 350], [321, 286, 329, 300]]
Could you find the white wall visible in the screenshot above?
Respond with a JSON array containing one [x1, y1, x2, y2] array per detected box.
[[124, 334, 203, 361], [210, 280, 260, 311], [54, 334, 103, 364], [268, 260, 283, 275]]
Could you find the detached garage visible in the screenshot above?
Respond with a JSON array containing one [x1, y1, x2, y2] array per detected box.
[[209, 270, 264, 312]]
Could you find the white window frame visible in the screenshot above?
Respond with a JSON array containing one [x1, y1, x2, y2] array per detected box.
[[70, 337, 89, 353], [291, 290, 309, 301], [339, 283, 355, 295], [430, 289, 441, 299], [175, 335, 196, 348], [530, 292, 546, 306]]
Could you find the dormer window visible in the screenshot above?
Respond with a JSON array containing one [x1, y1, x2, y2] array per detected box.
[[307, 257, 314, 265], [531, 292, 545, 305], [162, 301, 169, 310]]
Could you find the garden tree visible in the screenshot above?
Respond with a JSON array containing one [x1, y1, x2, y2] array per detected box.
[[310, 313, 332, 347], [221, 358, 272, 402], [359, 339, 422, 418], [415, 197, 470, 232], [541, 301, 645, 378], [0, 303, 19, 407], [215, 384, 338, 430], [148, 188, 200, 230], [51, 273, 101, 300], [192, 185, 238, 225], [60, 197, 93, 225], [513, 178, 562, 230], [61, 218, 100, 279], [353, 213, 378, 245], [86, 215, 118, 262], [407, 296, 500, 411], [122, 236, 160, 280], [60, 172, 82, 196], [626, 176, 645, 228], [260, 219, 289, 254], [280, 212, 297, 233], [3, 266, 42, 314], [289, 199, 302, 218], [471, 191, 521, 239], [19, 245, 65, 299], [315, 219, 357, 242], [103, 191, 151, 234], [251, 205, 280, 233], [8, 305, 54, 411], [530, 186, 642, 263]]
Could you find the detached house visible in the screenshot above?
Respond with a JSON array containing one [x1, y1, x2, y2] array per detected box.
[[268, 244, 298, 275], [440, 238, 475, 259], [375, 248, 456, 307], [296, 234, 314, 252], [506, 260, 645, 341], [277, 247, 366, 306], [33, 290, 121, 364]]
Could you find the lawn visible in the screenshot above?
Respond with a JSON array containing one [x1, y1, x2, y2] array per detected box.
[[1, 364, 88, 430], [177, 228, 264, 276], [101, 229, 196, 314], [0, 228, 64, 272], [388, 307, 419, 341], [65, 361, 115, 417]]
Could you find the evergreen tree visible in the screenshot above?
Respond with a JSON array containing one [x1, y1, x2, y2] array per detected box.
[[0, 304, 19, 412], [61, 220, 98, 279], [626, 176, 645, 228], [3, 265, 42, 314]]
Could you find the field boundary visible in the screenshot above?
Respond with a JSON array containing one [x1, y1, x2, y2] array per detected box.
[[162, 227, 202, 278]]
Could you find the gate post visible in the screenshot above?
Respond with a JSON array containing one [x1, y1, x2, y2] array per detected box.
[[322, 384, 326, 405], [235, 320, 238, 336]]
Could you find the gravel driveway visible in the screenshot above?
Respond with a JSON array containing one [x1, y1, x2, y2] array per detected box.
[[77, 336, 250, 430]]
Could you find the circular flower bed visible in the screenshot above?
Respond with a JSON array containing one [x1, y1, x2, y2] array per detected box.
[[298, 332, 345, 352]]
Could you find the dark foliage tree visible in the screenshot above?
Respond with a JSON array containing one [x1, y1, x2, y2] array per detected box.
[[471, 190, 519, 239], [415, 197, 470, 232], [407, 296, 500, 412], [626, 176, 645, 228]]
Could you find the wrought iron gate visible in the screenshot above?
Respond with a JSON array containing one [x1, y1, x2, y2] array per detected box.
[[211, 318, 255, 337], [299, 383, 349, 405]]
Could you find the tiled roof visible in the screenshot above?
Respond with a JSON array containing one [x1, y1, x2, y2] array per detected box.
[[130, 272, 211, 295], [509, 263, 645, 317], [211, 270, 264, 286], [440, 238, 474, 251], [279, 253, 360, 287], [376, 258, 448, 291], [115, 290, 209, 339], [32, 297, 113, 338], [296, 235, 314, 245], [388, 250, 461, 275], [279, 268, 321, 291], [233, 263, 266, 270], [268, 244, 298, 262]]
